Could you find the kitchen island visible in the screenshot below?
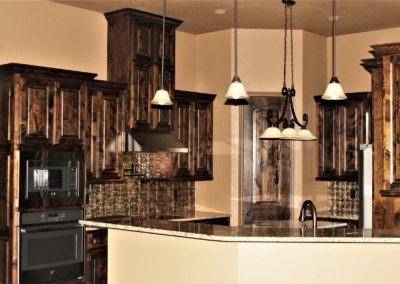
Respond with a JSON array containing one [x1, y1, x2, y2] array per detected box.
[[81, 214, 400, 284]]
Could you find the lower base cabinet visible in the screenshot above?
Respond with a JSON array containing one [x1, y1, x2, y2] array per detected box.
[[86, 229, 108, 284]]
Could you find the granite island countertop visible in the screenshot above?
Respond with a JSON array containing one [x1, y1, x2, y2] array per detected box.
[[80, 211, 400, 243]]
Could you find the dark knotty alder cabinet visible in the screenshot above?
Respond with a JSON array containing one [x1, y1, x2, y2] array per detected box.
[[85, 229, 108, 284], [86, 81, 127, 183], [362, 43, 400, 229], [0, 64, 96, 148], [172, 90, 216, 181], [105, 8, 182, 130], [0, 63, 128, 283], [314, 93, 371, 181]]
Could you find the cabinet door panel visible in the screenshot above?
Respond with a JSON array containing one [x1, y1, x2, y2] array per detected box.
[[193, 101, 213, 178], [19, 77, 56, 145], [99, 94, 122, 180], [318, 105, 337, 177], [172, 99, 191, 177], [86, 93, 100, 179], [135, 24, 152, 60], [27, 87, 48, 137], [133, 64, 152, 128], [55, 81, 85, 145]]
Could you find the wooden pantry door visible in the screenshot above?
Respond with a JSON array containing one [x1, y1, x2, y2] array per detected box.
[[240, 95, 292, 225]]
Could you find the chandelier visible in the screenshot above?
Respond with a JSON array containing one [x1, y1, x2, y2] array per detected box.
[[259, 0, 316, 141]]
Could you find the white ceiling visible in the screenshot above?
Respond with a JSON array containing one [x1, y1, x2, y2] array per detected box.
[[53, 0, 400, 36]]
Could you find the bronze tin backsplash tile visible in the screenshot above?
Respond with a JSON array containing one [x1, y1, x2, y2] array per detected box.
[[85, 153, 195, 219]]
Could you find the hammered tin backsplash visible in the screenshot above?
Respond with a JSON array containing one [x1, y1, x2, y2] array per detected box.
[[85, 153, 195, 219]]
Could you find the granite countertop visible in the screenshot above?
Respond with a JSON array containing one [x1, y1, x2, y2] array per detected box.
[[80, 211, 400, 243]]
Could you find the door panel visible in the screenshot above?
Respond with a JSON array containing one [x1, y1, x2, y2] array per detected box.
[[242, 96, 291, 224]]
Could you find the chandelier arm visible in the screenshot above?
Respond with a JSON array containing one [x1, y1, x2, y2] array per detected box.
[[275, 88, 291, 126], [288, 91, 307, 128]]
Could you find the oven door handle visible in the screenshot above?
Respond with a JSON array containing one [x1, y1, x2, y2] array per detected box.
[[20, 223, 83, 234]]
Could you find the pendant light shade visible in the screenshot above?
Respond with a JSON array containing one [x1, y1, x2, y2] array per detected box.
[[225, 0, 249, 103], [151, 0, 173, 106], [151, 89, 173, 105], [322, 0, 347, 101], [225, 76, 248, 99]]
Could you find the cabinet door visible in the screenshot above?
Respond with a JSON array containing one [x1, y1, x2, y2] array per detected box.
[[317, 103, 340, 177], [155, 26, 175, 66], [315, 93, 371, 180], [132, 63, 152, 129], [86, 248, 107, 284], [86, 87, 123, 182], [134, 23, 152, 61], [98, 93, 123, 180], [54, 80, 86, 145], [85, 93, 100, 180], [341, 99, 366, 177], [193, 101, 213, 179], [18, 77, 55, 144], [172, 98, 192, 177]]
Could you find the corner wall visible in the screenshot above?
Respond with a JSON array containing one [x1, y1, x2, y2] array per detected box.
[[302, 31, 328, 210], [328, 27, 400, 93], [0, 1, 107, 79]]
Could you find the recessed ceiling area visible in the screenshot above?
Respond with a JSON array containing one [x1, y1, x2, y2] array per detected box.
[[52, 0, 400, 36]]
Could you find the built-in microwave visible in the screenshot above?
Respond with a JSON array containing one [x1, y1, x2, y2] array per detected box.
[[19, 151, 84, 210]]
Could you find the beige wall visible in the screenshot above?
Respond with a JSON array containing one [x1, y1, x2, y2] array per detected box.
[[175, 31, 197, 91], [302, 31, 328, 211], [328, 27, 400, 93], [193, 30, 233, 216], [192, 29, 325, 223], [0, 1, 107, 79]]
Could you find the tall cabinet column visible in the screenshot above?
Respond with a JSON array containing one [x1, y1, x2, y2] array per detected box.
[[362, 43, 400, 229]]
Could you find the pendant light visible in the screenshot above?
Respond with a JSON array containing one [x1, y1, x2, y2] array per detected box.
[[151, 0, 173, 106], [260, 0, 316, 141], [224, 0, 249, 104], [322, 0, 347, 100]]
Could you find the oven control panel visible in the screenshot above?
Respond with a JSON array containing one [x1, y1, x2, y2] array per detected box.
[[20, 209, 83, 226]]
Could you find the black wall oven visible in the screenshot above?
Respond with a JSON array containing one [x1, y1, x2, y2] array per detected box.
[[19, 209, 84, 284], [19, 151, 84, 210]]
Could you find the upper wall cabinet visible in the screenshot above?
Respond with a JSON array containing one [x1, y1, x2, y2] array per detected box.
[[105, 8, 182, 130], [362, 43, 400, 229], [86, 80, 127, 183], [314, 93, 372, 181], [0, 63, 96, 149], [172, 90, 216, 181]]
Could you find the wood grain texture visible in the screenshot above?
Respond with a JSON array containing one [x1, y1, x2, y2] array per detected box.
[[314, 93, 371, 181], [105, 8, 182, 131], [361, 43, 400, 229], [242, 96, 291, 223], [171, 90, 216, 181]]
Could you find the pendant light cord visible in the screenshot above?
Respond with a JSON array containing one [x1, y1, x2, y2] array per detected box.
[[161, 0, 166, 89], [332, 0, 336, 78], [290, 5, 294, 88], [234, 0, 238, 77], [283, 4, 288, 88]]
